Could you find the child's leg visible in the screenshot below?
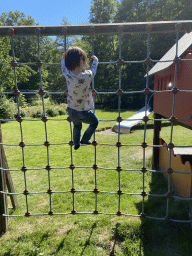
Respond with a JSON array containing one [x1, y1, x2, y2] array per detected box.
[[67, 107, 82, 147], [81, 110, 99, 143], [73, 121, 82, 145]]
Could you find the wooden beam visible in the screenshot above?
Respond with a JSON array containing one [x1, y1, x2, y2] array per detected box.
[[0, 123, 18, 233], [5, 171, 18, 209], [0, 124, 18, 209], [152, 113, 162, 170], [0, 21, 192, 36], [0, 149, 9, 234], [1, 144, 18, 209]]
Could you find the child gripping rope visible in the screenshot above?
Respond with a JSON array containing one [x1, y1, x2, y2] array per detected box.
[[61, 47, 99, 150]]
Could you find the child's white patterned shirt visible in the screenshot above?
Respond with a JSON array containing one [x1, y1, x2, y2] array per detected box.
[[61, 59, 98, 111]]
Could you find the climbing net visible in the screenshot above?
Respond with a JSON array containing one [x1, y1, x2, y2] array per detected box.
[[0, 22, 192, 223]]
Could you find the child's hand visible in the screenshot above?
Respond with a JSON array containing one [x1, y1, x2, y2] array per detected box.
[[92, 89, 97, 96], [64, 89, 68, 96], [91, 55, 98, 61], [89, 55, 98, 65]]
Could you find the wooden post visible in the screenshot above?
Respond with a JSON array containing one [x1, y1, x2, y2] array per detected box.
[[1, 140, 18, 209], [152, 113, 162, 170], [0, 131, 9, 233], [0, 123, 18, 233], [0, 170, 8, 233], [5, 171, 18, 209], [189, 170, 192, 221]]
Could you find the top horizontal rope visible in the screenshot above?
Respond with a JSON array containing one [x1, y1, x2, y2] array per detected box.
[[1, 21, 192, 36]]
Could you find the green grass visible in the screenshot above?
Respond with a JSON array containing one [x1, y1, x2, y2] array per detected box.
[[1, 110, 192, 256]]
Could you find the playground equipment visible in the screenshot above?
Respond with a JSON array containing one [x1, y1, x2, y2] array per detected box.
[[1, 21, 192, 233], [113, 104, 152, 133], [151, 31, 192, 128], [150, 32, 192, 203], [159, 138, 192, 198], [113, 94, 153, 133]]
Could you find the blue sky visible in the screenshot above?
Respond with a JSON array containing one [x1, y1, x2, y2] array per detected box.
[[1, 0, 92, 25]]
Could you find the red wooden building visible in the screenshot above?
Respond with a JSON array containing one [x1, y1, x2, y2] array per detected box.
[[149, 32, 192, 128], [149, 32, 192, 200]]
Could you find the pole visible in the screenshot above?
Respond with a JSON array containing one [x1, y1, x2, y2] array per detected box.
[[152, 113, 162, 170]]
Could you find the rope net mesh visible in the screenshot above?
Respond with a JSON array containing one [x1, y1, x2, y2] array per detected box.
[[0, 23, 192, 223]]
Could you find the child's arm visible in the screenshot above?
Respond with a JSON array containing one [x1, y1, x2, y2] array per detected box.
[[88, 56, 98, 77], [61, 57, 68, 76], [61, 54, 68, 95]]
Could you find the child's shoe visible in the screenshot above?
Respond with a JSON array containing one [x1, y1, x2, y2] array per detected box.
[[74, 144, 80, 150], [80, 140, 92, 146]]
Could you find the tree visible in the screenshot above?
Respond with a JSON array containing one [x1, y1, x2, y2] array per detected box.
[[83, 0, 120, 109], [41, 38, 67, 103], [0, 19, 35, 93], [90, 0, 117, 23], [114, 0, 148, 23], [177, 0, 192, 20], [0, 11, 41, 96], [0, 10, 36, 26], [113, 0, 191, 109], [0, 11, 61, 104], [0, 33, 13, 92]]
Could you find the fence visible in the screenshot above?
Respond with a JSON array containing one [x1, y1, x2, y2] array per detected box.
[[1, 21, 192, 232]]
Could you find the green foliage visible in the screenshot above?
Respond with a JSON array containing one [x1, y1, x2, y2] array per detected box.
[[0, 12, 37, 93], [20, 102, 67, 118], [18, 94, 28, 108], [0, 36, 14, 91], [90, 0, 117, 23], [1, 2, 192, 110], [46, 106, 60, 117], [115, 0, 147, 22], [0, 95, 16, 120], [147, 0, 185, 21], [40, 38, 66, 103], [0, 11, 57, 98], [0, 10, 36, 26]]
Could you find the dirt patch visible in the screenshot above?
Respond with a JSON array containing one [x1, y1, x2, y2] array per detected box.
[[56, 223, 77, 235], [96, 128, 153, 161], [131, 147, 153, 161], [96, 128, 117, 135]]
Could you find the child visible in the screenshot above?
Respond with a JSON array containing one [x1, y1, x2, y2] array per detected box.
[[61, 46, 99, 150]]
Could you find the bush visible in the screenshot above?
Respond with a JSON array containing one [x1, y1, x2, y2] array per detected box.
[[14, 109, 25, 118], [46, 107, 58, 117], [19, 103, 68, 118], [32, 110, 42, 118], [18, 94, 28, 108], [57, 103, 67, 115], [0, 96, 16, 120], [58, 109, 66, 115]]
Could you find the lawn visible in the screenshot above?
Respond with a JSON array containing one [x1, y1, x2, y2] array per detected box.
[[0, 109, 192, 256]]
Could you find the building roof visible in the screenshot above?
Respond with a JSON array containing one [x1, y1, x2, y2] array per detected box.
[[148, 31, 192, 76]]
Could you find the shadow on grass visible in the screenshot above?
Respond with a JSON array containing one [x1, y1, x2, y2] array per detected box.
[[0, 231, 5, 239], [109, 222, 134, 256], [56, 229, 71, 253], [0, 208, 16, 238], [109, 222, 143, 256], [131, 121, 178, 132], [80, 222, 97, 256], [1, 231, 51, 256], [135, 172, 192, 256]]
